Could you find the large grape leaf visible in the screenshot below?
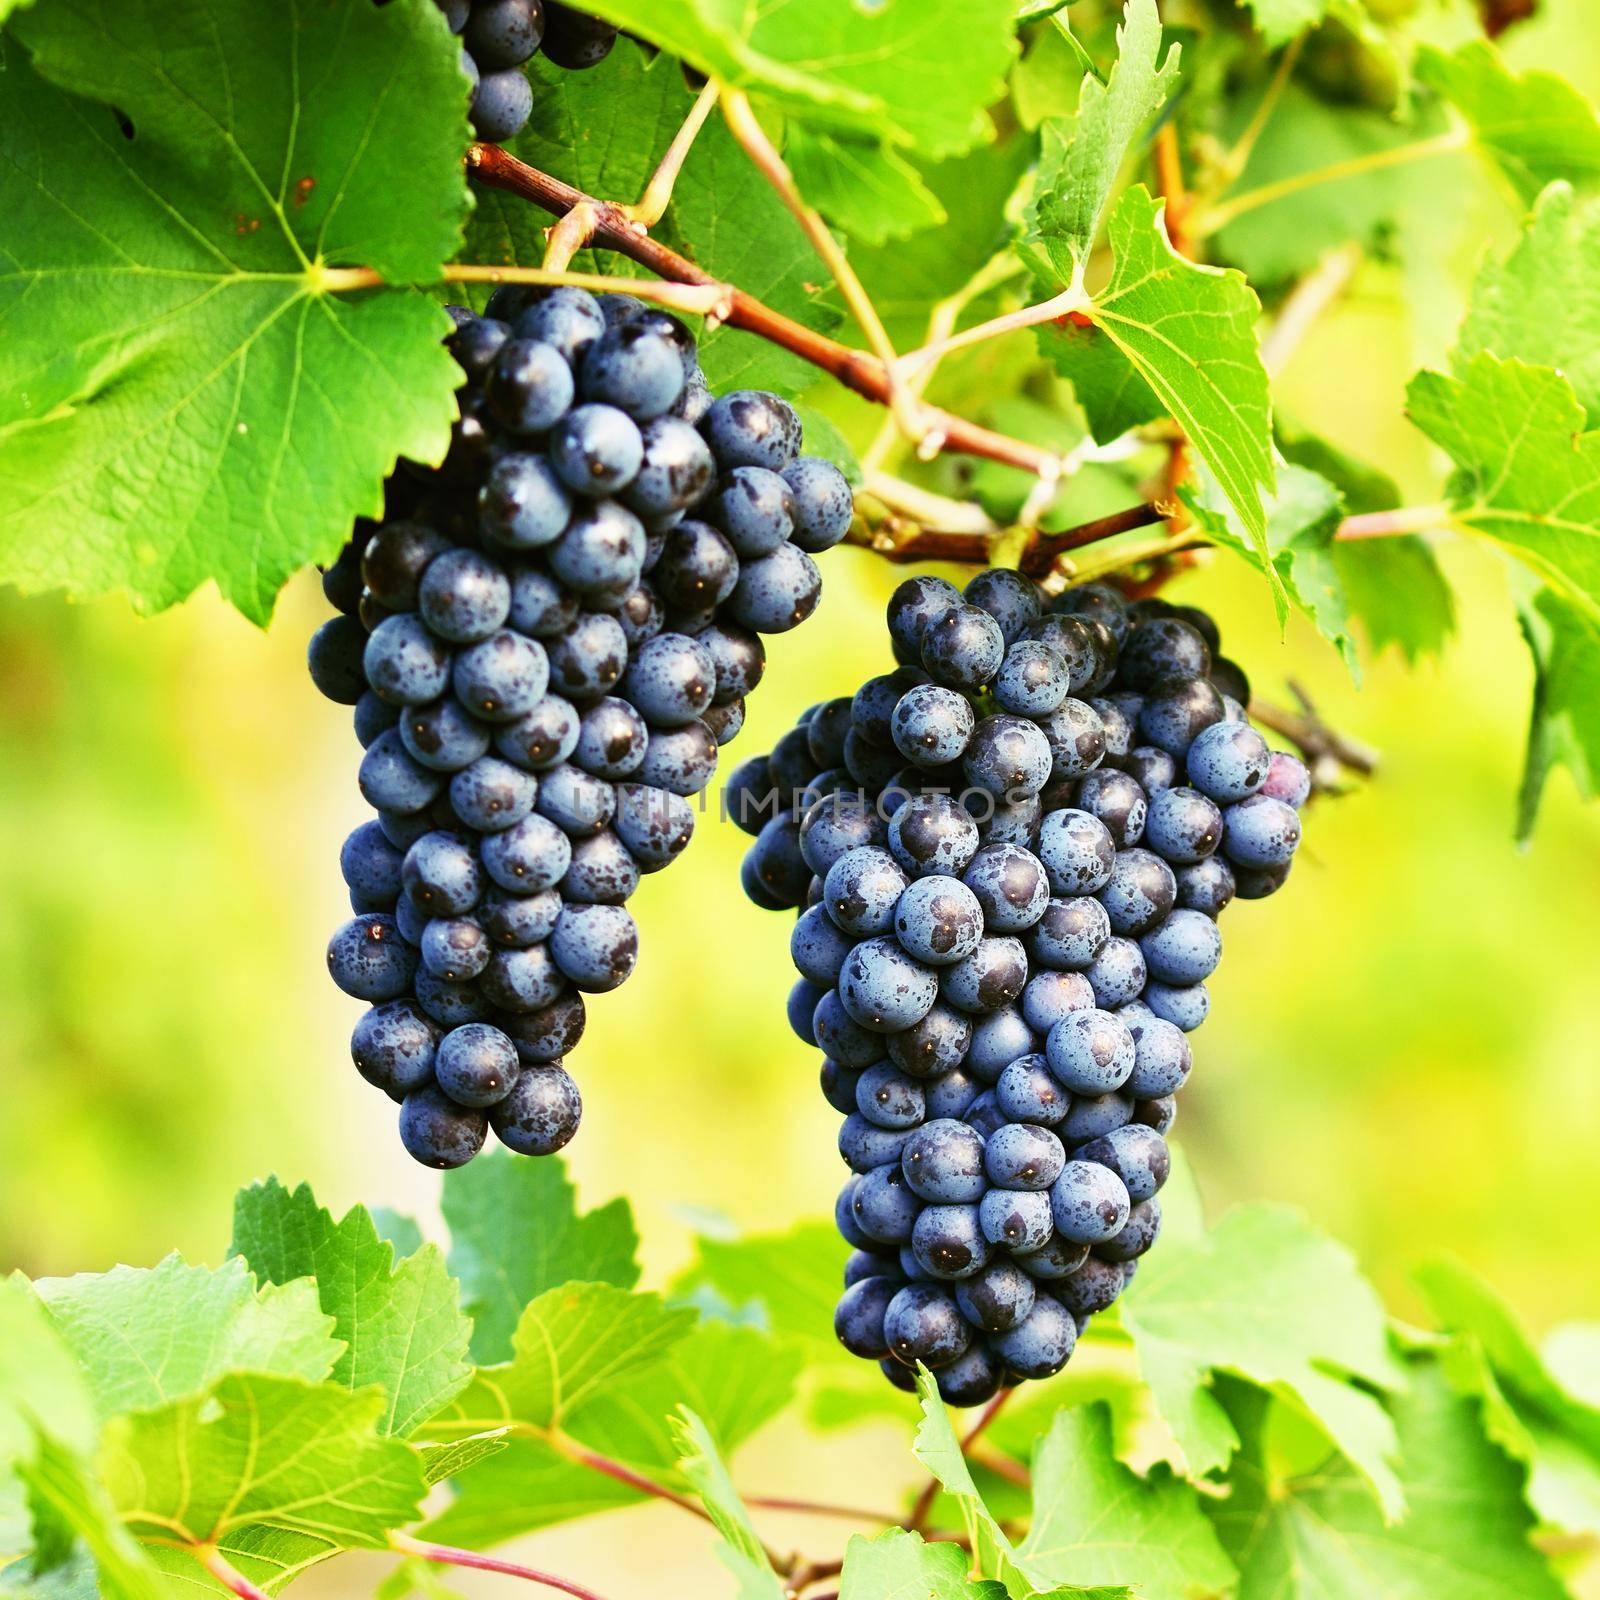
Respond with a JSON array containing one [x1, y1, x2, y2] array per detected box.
[[1517, 584, 1600, 836], [463, 47, 836, 395], [99, 1375, 426, 1552], [1018, 1405, 1235, 1600], [1461, 183, 1600, 422], [0, 0, 470, 622], [672, 1410, 785, 1600], [33, 1257, 339, 1422], [1418, 41, 1600, 206], [0, 1280, 96, 1462], [1408, 355, 1600, 625], [838, 1529, 1008, 1600], [1076, 187, 1277, 567], [230, 1179, 473, 1439], [1025, 0, 1180, 278], [675, 1220, 844, 1353], [542, 0, 1020, 158], [1208, 1365, 1567, 1600], [1120, 1204, 1405, 1516], [441, 1151, 639, 1365], [786, 130, 946, 246]]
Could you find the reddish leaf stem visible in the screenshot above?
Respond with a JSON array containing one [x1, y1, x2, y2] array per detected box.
[[393, 1533, 611, 1599], [192, 1545, 272, 1600]]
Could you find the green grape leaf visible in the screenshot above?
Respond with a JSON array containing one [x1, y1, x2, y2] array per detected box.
[[0, 1280, 96, 1461], [1277, 423, 1455, 665], [34, 1256, 339, 1420], [1461, 182, 1600, 422], [1419, 40, 1600, 206], [1019, 1404, 1236, 1600], [673, 1409, 785, 1600], [415, 1431, 511, 1487], [1120, 1203, 1404, 1516], [1239, 0, 1329, 47], [1208, 1363, 1567, 1599], [370, 1209, 427, 1261], [1181, 462, 1358, 670], [675, 1221, 844, 1352], [786, 129, 947, 246], [1408, 355, 1600, 625], [0, 0, 469, 622], [1517, 584, 1600, 837], [1025, 0, 1180, 277], [99, 1374, 426, 1551], [1081, 187, 1277, 568], [465, 47, 836, 396], [1036, 319, 1166, 443], [557, 0, 1021, 159], [838, 1528, 1008, 1600], [442, 1152, 639, 1365], [230, 1179, 473, 1439], [1419, 1258, 1600, 1536]]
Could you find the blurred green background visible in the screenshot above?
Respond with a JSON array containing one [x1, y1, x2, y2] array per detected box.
[[3, 0, 1599, 1369]]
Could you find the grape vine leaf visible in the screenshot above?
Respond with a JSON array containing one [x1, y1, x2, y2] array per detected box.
[[99, 1374, 427, 1551], [464, 47, 836, 396], [33, 1256, 340, 1420], [786, 129, 947, 246], [1239, 0, 1329, 47], [0, 1280, 96, 1460], [441, 1151, 639, 1365], [415, 1431, 510, 1487], [1461, 182, 1600, 422], [1516, 584, 1600, 836], [1407, 355, 1600, 625], [672, 1409, 786, 1600], [1025, 0, 1181, 277], [1072, 187, 1277, 569], [838, 1529, 1008, 1600], [676, 1220, 843, 1353], [1207, 1363, 1568, 1600], [1018, 1404, 1236, 1600], [230, 1178, 474, 1439], [1418, 41, 1600, 205], [1418, 1258, 1600, 1537], [1181, 462, 1358, 669], [0, 0, 471, 622], [553, 0, 1021, 159], [1119, 1203, 1405, 1517]]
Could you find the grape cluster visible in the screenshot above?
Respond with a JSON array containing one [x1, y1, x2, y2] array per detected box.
[[433, 0, 618, 144], [734, 572, 1308, 1403], [308, 284, 852, 1168]]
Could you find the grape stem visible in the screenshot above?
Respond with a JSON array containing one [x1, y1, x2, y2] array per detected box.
[[1250, 682, 1380, 784], [190, 1544, 272, 1600], [624, 80, 721, 228], [391, 1532, 611, 1599], [464, 142, 1062, 475]]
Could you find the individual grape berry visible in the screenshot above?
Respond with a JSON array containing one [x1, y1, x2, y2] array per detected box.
[[883, 1284, 971, 1369], [984, 1122, 1066, 1189], [994, 639, 1069, 717], [1037, 808, 1116, 896], [1141, 908, 1223, 985], [1085, 935, 1147, 1009], [965, 1005, 1037, 1082], [964, 715, 1053, 798], [652, 520, 739, 611], [496, 694, 581, 772], [887, 575, 961, 664], [1233, 861, 1292, 900], [885, 1003, 972, 1080], [351, 1000, 438, 1099], [403, 831, 483, 915], [1050, 1159, 1132, 1244], [485, 339, 574, 436], [963, 843, 1050, 933], [835, 1276, 899, 1358], [508, 564, 581, 639], [1186, 719, 1270, 803], [956, 1259, 1037, 1333], [1123, 1009, 1192, 1098], [1010, 1232, 1090, 1281], [817, 994, 888, 1071], [492, 1064, 582, 1156], [401, 697, 493, 773], [514, 286, 606, 365], [1020, 969, 1094, 1033], [940, 936, 1028, 1015], [711, 466, 794, 558], [435, 1022, 520, 1108], [1046, 1008, 1135, 1095], [501, 992, 586, 1064], [1055, 582, 1130, 642], [1039, 697, 1107, 781], [364, 614, 452, 706], [893, 875, 985, 966], [621, 632, 715, 727], [782, 458, 854, 552], [799, 794, 884, 877], [1075, 768, 1147, 848], [990, 1292, 1077, 1380], [889, 685, 974, 769], [921, 604, 1005, 690], [901, 1118, 987, 1203], [479, 885, 562, 949], [1087, 695, 1135, 767], [464, 0, 542, 66], [550, 903, 638, 991], [855, 1063, 927, 1131], [548, 501, 647, 600], [1144, 979, 1210, 1032], [1144, 786, 1223, 864], [822, 1058, 863, 1117], [479, 812, 571, 892], [838, 1113, 915, 1172], [1223, 793, 1303, 868], [341, 821, 404, 907], [911, 1203, 991, 1280], [839, 937, 939, 1033], [479, 453, 571, 551], [853, 1163, 922, 1244], [327, 912, 419, 1002], [1057, 1256, 1126, 1317], [822, 846, 906, 937], [307, 615, 368, 704], [470, 67, 535, 143], [1062, 1090, 1134, 1143], [580, 323, 686, 421], [614, 784, 694, 871], [362, 521, 450, 610], [964, 567, 1041, 645], [725, 543, 821, 633], [888, 793, 980, 879], [1118, 617, 1212, 690], [399, 1086, 488, 1169], [964, 1089, 1008, 1140], [978, 1187, 1051, 1256], [701, 390, 802, 471], [355, 691, 400, 749], [995, 1054, 1068, 1126], [1261, 749, 1312, 808], [419, 916, 491, 982], [1096, 1197, 1162, 1262], [548, 612, 628, 701], [451, 756, 538, 832], [562, 830, 641, 904], [551, 404, 644, 496], [923, 1065, 980, 1120], [1075, 1122, 1171, 1203], [1029, 895, 1111, 971], [1100, 848, 1178, 937], [1174, 855, 1235, 917], [639, 721, 718, 797], [622, 417, 716, 520], [1124, 745, 1178, 796], [936, 1341, 1006, 1408]]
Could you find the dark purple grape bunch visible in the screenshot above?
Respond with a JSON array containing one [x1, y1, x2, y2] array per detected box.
[[308, 283, 853, 1169], [732, 571, 1308, 1404], [433, 0, 619, 144]]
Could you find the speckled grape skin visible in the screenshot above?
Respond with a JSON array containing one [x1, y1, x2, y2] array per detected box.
[[351, 999, 438, 1098], [890, 684, 975, 769], [839, 937, 940, 1033], [1222, 793, 1303, 868], [1141, 908, 1223, 985], [894, 875, 985, 966], [1039, 698, 1107, 781], [1028, 895, 1111, 972], [725, 543, 821, 633], [994, 640, 1069, 717], [1186, 719, 1271, 803], [853, 1163, 923, 1243], [364, 614, 452, 707], [888, 793, 981, 880], [886, 1003, 973, 1080], [979, 1188, 1054, 1252], [1099, 848, 1178, 937], [1076, 1122, 1171, 1203], [1085, 935, 1147, 1009], [491, 1063, 583, 1156], [549, 902, 638, 991], [990, 1291, 1077, 1380], [940, 937, 1029, 1015], [1037, 809, 1116, 896], [1143, 979, 1210, 1032], [782, 457, 854, 552], [964, 714, 1053, 798], [701, 390, 802, 471], [966, 1006, 1037, 1082], [1050, 1159, 1132, 1244]]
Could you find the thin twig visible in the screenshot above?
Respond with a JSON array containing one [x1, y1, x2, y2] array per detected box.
[[745, 1495, 902, 1523], [624, 80, 720, 227], [896, 282, 1091, 382], [1250, 687, 1379, 780], [718, 88, 926, 447], [1154, 124, 1193, 255], [1338, 503, 1452, 540], [191, 1546, 272, 1600], [392, 1533, 611, 1600], [466, 142, 1060, 475], [320, 261, 732, 318], [549, 1432, 711, 1524], [542, 202, 602, 271], [968, 1444, 1032, 1489]]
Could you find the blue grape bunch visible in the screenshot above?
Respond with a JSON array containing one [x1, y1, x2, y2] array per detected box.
[[309, 285, 853, 1168], [733, 572, 1309, 1405], [432, 0, 620, 145]]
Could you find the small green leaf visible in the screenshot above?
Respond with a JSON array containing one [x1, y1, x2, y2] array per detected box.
[[0, 0, 469, 621], [442, 1152, 639, 1365], [99, 1374, 427, 1551], [1408, 355, 1600, 626], [34, 1256, 340, 1420], [1182, 463, 1357, 670], [230, 1178, 473, 1439], [1208, 1362, 1568, 1599], [1019, 1404, 1236, 1600], [1083, 187, 1277, 567], [673, 1409, 786, 1600], [415, 1431, 511, 1487], [838, 1527, 1007, 1600], [1419, 40, 1600, 205], [675, 1221, 844, 1353], [1025, 0, 1180, 276], [1461, 182, 1600, 422], [1517, 584, 1600, 837], [1239, 0, 1331, 47], [787, 129, 947, 245], [1121, 1203, 1404, 1515], [562, 0, 1021, 159]]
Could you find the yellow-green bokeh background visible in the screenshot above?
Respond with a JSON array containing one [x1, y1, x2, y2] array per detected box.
[[2, 14, 1600, 1594]]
